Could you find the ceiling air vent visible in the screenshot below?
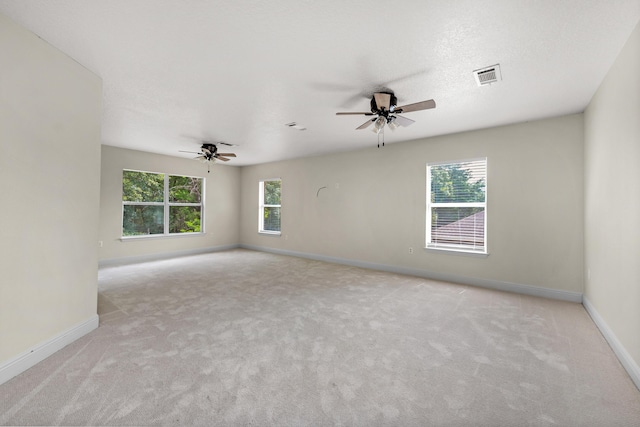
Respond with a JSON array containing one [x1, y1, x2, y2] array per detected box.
[[285, 122, 307, 131], [473, 64, 501, 86]]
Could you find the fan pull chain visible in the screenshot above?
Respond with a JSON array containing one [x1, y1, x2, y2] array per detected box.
[[377, 128, 385, 148]]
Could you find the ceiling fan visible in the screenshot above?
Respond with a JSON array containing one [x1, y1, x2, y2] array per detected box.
[[179, 142, 236, 172], [336, 91, 436, 134]]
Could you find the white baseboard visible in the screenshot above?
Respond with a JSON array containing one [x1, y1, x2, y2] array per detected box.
[[99, 244, 240, 268], [0, 314, 99, 386], [240, 245, 583, 303], [583, 297, 640, 391]]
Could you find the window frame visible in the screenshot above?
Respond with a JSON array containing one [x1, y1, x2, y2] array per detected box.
[[425, 158, 487, 255], [258, 178, 282, 235], [122, 169, 205, 239]]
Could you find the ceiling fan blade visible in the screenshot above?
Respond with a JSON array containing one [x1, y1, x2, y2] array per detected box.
[[394, 115, 415, 127], [218, 142, 236, 147], [217, 153, 236, 157], [179, 150, 201, 154], [214, 155, 230, 161], [336, 112, 374, 116], [356, 118, 375, 130], [374, 93, 391, 111], [396, 99, 436, 113]]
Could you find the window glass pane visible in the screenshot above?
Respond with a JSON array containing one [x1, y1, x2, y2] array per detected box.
[[264, 180, 281, 204], [431, 207, 484, 247], [169, 206, 201, 233], [431, 162, 485, 203], [123, 205, 164, 236], [123, 171, 165, 202], [169, 176, 202, 203], [263, 206, 281, 231]]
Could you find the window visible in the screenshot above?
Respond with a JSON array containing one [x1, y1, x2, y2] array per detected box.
[[426, 158, 487, 253], [122, 170, 204, 237], [259, 179, 281, 234]]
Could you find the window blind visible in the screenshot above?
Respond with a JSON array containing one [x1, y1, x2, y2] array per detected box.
[[427, 159, 487, 252]]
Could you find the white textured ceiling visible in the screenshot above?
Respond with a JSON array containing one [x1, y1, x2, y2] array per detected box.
[[1, 1, 639, 166]]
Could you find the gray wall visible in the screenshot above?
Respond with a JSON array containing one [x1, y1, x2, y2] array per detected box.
[[584, 20, 640, 383], [240, 114, 584, 296], [99, 146, 241, 263], [0, 14, 102, 364]]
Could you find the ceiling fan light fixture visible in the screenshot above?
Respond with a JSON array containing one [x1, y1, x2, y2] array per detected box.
[[371, 116, 386, 134], [387, 117, 399, 131]]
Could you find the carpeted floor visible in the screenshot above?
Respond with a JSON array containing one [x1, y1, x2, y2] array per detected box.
[[1, 249, 639, 426]]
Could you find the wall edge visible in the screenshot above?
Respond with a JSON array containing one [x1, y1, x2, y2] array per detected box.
[[0, 315, 99, 386]]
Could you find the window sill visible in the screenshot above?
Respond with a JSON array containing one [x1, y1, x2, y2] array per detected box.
[[258, 231, 281, 236], [424, 246, 489, 257], [121, 232, 206, 242]]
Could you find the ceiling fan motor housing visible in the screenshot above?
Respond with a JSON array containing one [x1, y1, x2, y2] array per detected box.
[[201, 143, 218, 160], [370, 92, 397, 114]]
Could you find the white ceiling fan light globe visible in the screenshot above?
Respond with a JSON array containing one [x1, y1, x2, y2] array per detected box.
[[371, 116, 386, 134], [387, 117, 399, 131]]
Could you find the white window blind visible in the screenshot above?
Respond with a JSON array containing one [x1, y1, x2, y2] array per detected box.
[[426, 158, 487, 253]]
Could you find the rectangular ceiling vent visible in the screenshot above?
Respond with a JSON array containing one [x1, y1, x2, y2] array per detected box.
[[285, 122, 306, 131], [473, 64, 501, 86]]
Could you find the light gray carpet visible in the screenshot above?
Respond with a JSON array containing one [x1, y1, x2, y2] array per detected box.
[[1, 249, 639, 426]]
